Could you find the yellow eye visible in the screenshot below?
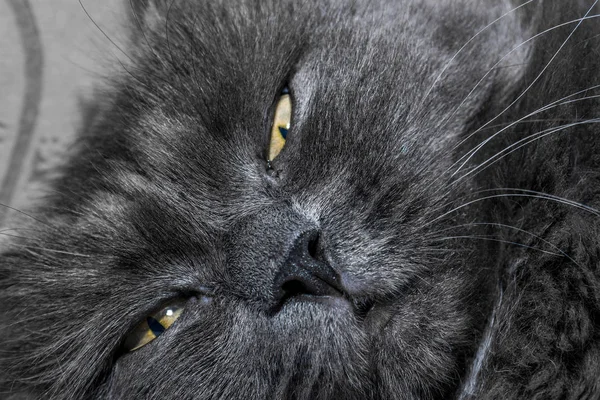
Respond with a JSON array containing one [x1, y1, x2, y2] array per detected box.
[[268, 88, 292, 161], [123, 300, 185, 352]]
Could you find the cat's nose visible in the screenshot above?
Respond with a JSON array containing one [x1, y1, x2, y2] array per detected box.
[[272, 231, 345, 308]]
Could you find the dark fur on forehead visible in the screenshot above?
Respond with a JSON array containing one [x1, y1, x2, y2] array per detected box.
[[2, 0, 600, 399]]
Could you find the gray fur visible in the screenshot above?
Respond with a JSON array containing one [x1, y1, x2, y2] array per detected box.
[[1, 0, 600, 399]]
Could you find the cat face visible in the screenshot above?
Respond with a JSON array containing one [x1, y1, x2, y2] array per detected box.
[[4, 0, 600, 398]]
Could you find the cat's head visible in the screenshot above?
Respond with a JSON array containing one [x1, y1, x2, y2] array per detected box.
[[0, 0, 531, 398]]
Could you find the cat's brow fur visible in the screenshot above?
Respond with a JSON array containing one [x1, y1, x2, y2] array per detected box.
[[1, 0, 600, 399]]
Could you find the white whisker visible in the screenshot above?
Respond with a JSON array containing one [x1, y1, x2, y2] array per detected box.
[[436, 235, 562, 256], [430, 222, 583, 269], [424, 192, 600, 229], [454, 87, 600, 164], [455, 118, 600, 183], [451, 4, 599, 176], [473, 188, 599, 214], [446, 15, 598, 144], [422, 0, 538, 103], [424, 85, 600, 195]]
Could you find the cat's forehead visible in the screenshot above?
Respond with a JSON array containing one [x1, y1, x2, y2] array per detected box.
[[133, 0, 520, 95], [128, 0, 524, 152], [108, 0, 529, 223]]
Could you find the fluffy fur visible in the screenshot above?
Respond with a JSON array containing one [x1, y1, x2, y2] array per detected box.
[[1, 0, 600, 398]]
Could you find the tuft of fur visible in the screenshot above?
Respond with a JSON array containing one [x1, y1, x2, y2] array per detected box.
[[1, 0, 600, 399]]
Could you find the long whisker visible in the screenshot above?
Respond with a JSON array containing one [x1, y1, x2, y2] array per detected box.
[[423, 84, 600, 196], [479, 118, 579, 131], [467, 188, 599, 214], [128, 0, 165, 67], [445, 15, 599, 144], [448, 92, 600, 183], [451, 4, 599, 176], [0, 203, 55, 230], [421, 0, 538, 103], [423, 193, 600, 230], [455, 118, 600, 184], [429, 222, 582, 268], [435, 235, 563, 257], [0, 232, 85, 254], [78, 0, 134, 64], [453, 86, 600, 163], [80, 0, 193, 100], [422, 187, 600, 232]]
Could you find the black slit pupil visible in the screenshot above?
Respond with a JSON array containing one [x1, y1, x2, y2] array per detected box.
[[147, 316, 166, 336]]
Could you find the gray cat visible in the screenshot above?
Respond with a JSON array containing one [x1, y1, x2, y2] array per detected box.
[[1, 0, 600, 398]]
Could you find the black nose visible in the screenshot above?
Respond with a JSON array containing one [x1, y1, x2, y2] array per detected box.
[[273, 231, 344, 308]]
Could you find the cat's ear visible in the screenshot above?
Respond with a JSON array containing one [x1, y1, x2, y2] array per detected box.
[[127, 0, 168, 32]]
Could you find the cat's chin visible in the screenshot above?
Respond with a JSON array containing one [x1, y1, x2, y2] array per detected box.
[[282, 294, 352, 308], [276, 293, 393, 336], [275, 294, 355, 319]]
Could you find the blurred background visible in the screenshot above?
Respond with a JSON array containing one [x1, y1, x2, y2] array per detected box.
[[0, 0, 128, 227]]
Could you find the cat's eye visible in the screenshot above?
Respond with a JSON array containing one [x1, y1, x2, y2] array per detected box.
[[123, 300, 186, 352], [268, 87, 292, 161]]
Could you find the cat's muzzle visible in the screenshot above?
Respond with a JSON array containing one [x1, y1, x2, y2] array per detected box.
[[271, 230, 375, 318]]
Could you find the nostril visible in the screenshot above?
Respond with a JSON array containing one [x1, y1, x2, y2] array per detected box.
[[279, 279, 317, 306], [307, 234, 319, 259], [281, 279, 309, 298], [272, 230, 345, 310]]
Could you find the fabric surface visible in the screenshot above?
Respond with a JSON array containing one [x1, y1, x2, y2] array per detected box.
[[0, 0, 126, 227]]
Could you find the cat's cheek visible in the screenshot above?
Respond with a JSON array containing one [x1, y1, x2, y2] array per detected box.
[[368, 270, 486, 396], [106, 299, 228, 398], [106, 298, 372, 398], [373, 307, 473, 396]]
